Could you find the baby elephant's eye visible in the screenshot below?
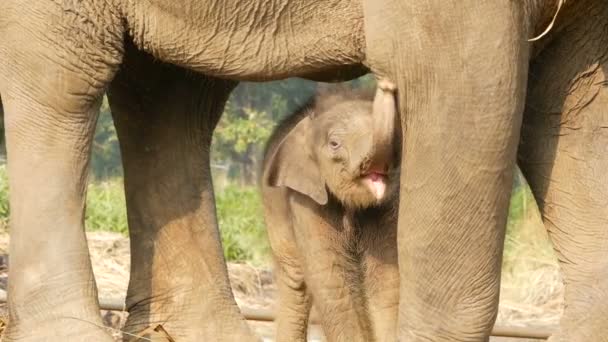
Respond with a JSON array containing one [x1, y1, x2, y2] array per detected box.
[[329, 139, 341, 150]]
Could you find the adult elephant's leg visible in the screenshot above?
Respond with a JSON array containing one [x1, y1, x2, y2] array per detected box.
[[364, 2, 529, 340], [0, 2, 121, 340], [107, 46, 256, 341], [519, 5, 608, 340], [1, 80, 115, 342]]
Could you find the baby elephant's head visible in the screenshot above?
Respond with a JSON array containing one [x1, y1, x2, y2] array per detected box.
[[266, 84, 399, 209]]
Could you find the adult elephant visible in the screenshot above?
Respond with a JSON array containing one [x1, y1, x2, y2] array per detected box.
[[0, 1, 606, 342]]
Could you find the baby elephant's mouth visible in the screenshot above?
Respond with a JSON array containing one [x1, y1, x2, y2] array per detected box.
[[362, 171, 388, 201]]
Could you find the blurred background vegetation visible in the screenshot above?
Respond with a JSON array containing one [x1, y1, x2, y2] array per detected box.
[[0, 76, 550, 268]]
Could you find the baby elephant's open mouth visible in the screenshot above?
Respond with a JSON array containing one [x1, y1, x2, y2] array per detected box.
[[362, 171, 388, 200]]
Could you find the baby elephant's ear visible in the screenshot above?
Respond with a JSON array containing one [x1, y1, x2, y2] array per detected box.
[[265, 116, 328, 205]]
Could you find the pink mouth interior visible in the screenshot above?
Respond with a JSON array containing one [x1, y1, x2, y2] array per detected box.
[[363, 171, 387, 200], [369, 172, 382, 182]]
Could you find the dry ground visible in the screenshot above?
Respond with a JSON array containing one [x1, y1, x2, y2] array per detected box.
[[0, 203, 562, 341]]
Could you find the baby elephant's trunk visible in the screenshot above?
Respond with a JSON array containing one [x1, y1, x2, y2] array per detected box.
[[371, 79, 397, 173]]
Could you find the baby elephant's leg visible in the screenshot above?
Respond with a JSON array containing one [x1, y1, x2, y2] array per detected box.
[[263, 187, 312, 342], [292, 201, 373, 342], [273, 251, 312, 342]]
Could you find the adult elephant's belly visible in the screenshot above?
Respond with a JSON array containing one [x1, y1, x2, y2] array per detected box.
[[123, 0, 366, 81]]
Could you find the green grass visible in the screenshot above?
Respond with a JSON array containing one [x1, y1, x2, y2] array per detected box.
[[84, 178, 269, 264], [0, 166, 270, 263], [215, 185, 270, 265], [0, 163, 548, 268], [85, 180, 129, 234], [0, 165, 8, 228], [502, 169, 555, 274]]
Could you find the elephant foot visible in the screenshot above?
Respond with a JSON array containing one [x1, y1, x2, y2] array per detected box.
[[547, 329, 607, 342], [123, 300, 259, 342], [547, 312, 608, 342], [3, 316, 115, 342]]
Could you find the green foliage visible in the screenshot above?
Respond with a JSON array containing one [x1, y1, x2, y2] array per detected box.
[[75, 175, 271, 264], [215, 185, 270, 265], [85, 179, 128, 233], [347, 74, 376, 90], [0, 96, 5, 158], [216, 107, 273, 154], [211, 79, 318, 184], [0, 160, 269, 264], [502, 168, 554, 273], [212, 104, 274, 169], [230, 79, 318, 122], [90, 98, 123, 179], [0, 165, 8, 227], [83, 177, 271, 264], [0, 166, 129, 233], [506, 169, 530, 231]]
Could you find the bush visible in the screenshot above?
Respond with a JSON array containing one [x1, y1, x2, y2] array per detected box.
[[0, 171, 130, 233], [83, 179, 270, 264], [0, 165, 8, 228], [85, 179, 129, 234], [215, 185, 270, 265], [502, 168, 554, 273]]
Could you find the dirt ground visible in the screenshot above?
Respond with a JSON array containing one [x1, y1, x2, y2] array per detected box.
[[0, 230, 562, 341]]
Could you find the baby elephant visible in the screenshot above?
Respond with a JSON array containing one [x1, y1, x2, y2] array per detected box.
[[261, 81, 400, 342]]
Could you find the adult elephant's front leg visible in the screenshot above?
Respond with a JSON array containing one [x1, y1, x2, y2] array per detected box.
[[107, 46, 257, 341], [0, 1, 122, 339], [364, 2, 529, 340]]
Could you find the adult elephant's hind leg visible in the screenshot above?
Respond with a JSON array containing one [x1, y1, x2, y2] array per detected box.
[[107, 46, 257, 341], [519, 7, 608, 340]]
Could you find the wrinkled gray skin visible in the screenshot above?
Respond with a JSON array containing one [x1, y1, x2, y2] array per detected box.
[[262, 83, 399, 342], [0, 0, 607, 341]]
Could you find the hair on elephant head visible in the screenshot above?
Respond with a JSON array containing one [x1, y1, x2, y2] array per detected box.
[[264, 82, 399, 209]]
